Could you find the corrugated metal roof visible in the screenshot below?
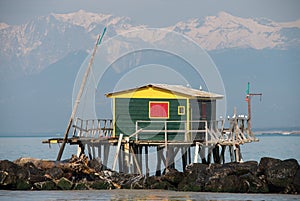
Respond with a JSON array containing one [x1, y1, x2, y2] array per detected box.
[[106, 83, 223, 99]]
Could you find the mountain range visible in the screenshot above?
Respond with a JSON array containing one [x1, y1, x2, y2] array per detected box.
[[0, 10, 299, 134], [1, 10, 299, 77]]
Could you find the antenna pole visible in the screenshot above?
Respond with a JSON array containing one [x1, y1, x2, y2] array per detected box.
[[56, 28, 106, 161], [246, 82, 262, 135]]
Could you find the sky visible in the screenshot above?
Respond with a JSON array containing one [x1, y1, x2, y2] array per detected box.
[[1, 0, 300, 27], [0, 0, 299, 133]]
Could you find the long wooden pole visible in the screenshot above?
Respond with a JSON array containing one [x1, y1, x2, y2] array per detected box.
[[56, 28, 107, 161]]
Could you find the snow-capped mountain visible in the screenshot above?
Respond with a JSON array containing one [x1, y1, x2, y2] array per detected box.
[[170, 12, 300, 50], [0, 10, 299, 76]]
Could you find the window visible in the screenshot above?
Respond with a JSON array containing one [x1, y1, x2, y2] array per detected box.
[[178, 106, 185, 115], [149, 101, 169, 119]]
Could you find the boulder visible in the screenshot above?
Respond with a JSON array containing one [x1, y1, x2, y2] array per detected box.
[[240, 173, 269, 193], [88, 157, 102, 172], [45, 167, 64, 180], [293, 167, 300, 193], [73, 182, 89, 190], [56, 177, 73, 190], [178, 163, 209, 191], [257, 157, 281, 175], [14, 158, 56, 170], [16, 179, 31, 190], [121, 174, 145, 189], [161, 168, 184, 187], [34, 180, 57, 190], [204, 174, 242, 192], [265, 159, 299, 193], [0, 170, 16, 189], [224, 161, 258, 175], [89, 179, 112, 189]]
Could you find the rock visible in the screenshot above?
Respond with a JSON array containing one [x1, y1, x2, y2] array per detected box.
[[56, 177, 73, 190], [73, 182, 89, 190], [89, 179, 112, 189], [34, 180, 57, 190], [0, 160, 19, 172], [293, 167, 300, 193], [14, 158, 56, 170], [178, 163, 209, 191], [45, 167, 64, 180], [161, 169, 184, 187], [265, 159, 299, 193], [205, 174, 242, 192], [0, 170, 16, 189], [240, 173, 269, 193], [23, 162, 42, 175], [121, 174, 145, 189], [88, 157, 102, 172], [145, 176, 175, 190], [224, 161, 258, 175], [257, 157, 281, 175], [16, 179, 31, 190]]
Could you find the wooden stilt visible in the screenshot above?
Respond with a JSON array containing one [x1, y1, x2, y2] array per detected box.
[[168, 146, 175, 169], [92, 144, 96, 159], [207, 147, 212, 164], [103, 143, 110, 169], [112, 133, 123, 171], [77, 142, 85, 157], [235, 144, 240, 162], [130, 146, 142, 174], [132, 144, 138, 173], [213, 144, 220, 164], [239, 145, 243, 162], [118, 145, 123, 172], [220, 145, 226, 164], [181, 146, 187, 171], [145, 146, 149, 177], [187, 147, 191, 164], [124, 137, 130, 173], [97, 144, 101, 159], [156, 146, 162, 176], [87, 144, 92, 160], [200, 146, 207, 164], [229, 145, 234, 162], [193, 142, 200, 163], [138, 145, 143, 172]]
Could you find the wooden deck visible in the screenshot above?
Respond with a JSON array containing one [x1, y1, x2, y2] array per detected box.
[[43, 111, 258, 175]]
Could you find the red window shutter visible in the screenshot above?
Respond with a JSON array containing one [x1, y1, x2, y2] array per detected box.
[[149, 102, 169, 118]]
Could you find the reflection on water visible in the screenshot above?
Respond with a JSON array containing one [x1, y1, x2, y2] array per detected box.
[[0, 189, 299, 201]]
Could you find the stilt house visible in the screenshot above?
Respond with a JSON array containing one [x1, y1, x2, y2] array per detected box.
[[106, 84, 223, 142]]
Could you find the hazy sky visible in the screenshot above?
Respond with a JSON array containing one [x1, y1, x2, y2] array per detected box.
[[1, 0, 300, 26], [0, 0, 299, 132]]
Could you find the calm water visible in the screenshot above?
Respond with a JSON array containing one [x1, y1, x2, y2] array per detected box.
[[0, 189, 299, 201], [0, 135, 300, 201], [0, 135, 299, 163]]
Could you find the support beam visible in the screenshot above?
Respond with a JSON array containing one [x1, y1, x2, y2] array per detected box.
[[194, 143, 200, 163], [181, 146, 187, 171], [112, 133, 123, 171], [145, 146, 149, 177]]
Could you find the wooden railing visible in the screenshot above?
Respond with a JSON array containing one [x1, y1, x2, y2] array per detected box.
[[135, 120, 224, 144], [72, 118, 113, 138]]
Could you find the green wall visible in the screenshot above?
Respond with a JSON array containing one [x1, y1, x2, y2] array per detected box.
[[115, 98, 187, 141]]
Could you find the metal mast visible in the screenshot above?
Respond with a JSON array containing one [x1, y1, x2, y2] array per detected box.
[[56, 27, 107, 161], [245, 82, 262, 135]]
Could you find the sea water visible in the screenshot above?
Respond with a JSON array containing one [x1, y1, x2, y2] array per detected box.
[[0, 134, 300, 201]]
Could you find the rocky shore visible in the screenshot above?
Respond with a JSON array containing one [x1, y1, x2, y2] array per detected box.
[[1, 155, 299, 194]]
